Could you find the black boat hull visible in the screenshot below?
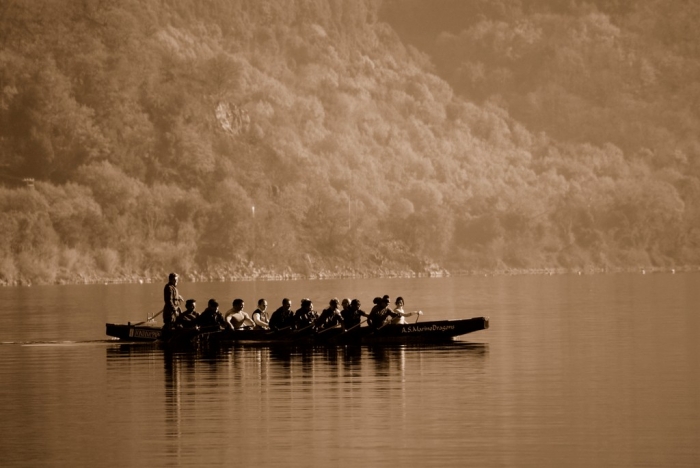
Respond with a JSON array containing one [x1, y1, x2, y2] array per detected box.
[[106, 317, 489, 345], [105, 323, 162, 341]]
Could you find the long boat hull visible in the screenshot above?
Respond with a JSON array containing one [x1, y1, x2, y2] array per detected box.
[[105, 317, 489, 345], [106, 323, 162, 341]]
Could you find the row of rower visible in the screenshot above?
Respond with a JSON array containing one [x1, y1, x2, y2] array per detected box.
[[168, 295, 423, 332]]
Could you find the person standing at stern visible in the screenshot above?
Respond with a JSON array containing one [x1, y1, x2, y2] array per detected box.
[[163, 272, 183, 336]]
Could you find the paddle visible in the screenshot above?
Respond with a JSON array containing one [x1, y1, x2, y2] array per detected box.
[[415, 310, 423, 323], [292, 323, 315, 334], [267, 325, 292, 335], [284, 323, 316, 342], [372, 309, 420, 332], [316, 323, 343, 335], [344, 318, 367, 333], [134, 309, 163, 326]]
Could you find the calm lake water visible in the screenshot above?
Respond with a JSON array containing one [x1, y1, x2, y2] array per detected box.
[[0, 274, 698, 467]]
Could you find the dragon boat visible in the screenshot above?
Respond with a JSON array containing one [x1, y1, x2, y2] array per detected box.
[[105, 316, 489, 345]]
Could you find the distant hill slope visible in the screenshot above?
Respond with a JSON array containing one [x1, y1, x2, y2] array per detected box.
[[0, 0, 697, 285]]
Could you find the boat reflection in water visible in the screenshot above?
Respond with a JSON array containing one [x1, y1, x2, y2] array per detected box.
[[105, 341, 488, 466], [107, 341, 489, 454]]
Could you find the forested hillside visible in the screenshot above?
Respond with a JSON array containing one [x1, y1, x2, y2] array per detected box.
[[1, 0, 698, 285]]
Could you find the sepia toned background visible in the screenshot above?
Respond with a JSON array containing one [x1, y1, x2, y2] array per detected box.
[[2, 2, 700, 467], [2, 0, 699, 286]]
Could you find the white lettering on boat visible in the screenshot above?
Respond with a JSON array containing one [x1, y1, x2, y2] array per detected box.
[[401, 324, 456, 333], [129, 328, 161, 339]]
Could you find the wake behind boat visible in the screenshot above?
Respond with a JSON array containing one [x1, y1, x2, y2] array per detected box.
[[105, 316, 489, 345]]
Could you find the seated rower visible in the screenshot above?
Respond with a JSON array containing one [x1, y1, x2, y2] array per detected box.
[[368, 296, 383, 317], [197, 299, 227, 330], [224, 299, 255, 330], [315, 298, 342, 331], [269, 298, 295, 331], [390, 296, 423, 325], [251, 298, 270, 329], [341, 298, 368, 329], [175, 299, 199, 329], [341, 298, 351, 317], [367, 295, 398, 329], [293, 298, 318, 329]]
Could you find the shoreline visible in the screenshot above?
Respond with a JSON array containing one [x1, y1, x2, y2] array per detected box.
[[2, 265, 696, 287]]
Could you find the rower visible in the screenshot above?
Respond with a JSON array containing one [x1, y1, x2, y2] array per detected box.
[[315, 298, 342, 331], [175, 299, 199, 329], [197, 299, 227, 330], [269, 298, 295, 331], [224, 299, 255, 330], [293, 298, 317, 329], [341, 299, 368, 329], [390, 296, 423, 325], [251, 298, 270, 329], [367, 295, 398, 329], [341, 298, 351, 317]]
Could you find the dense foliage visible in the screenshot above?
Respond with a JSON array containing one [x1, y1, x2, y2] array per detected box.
[[1, 0, 698, 284]]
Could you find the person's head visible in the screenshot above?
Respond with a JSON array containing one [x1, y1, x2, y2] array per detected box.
[[282, 298, 291, 309], [395, 296, 404, 307], [382, 295, 391, 306], [258, 298, 268, 310], [232, 298, 244, 311], [341, 298, 350, 309], [207, 299, 218, 310], [301, 298, 312, 310], [185, 299, 196, 311], [329, 298, 339, 308], [373, 297, 380, 305], [351, 299, 361, 310], [168, 272, 178, 285]]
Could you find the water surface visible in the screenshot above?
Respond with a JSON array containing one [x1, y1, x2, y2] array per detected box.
[[1, 274, 698, 467]]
